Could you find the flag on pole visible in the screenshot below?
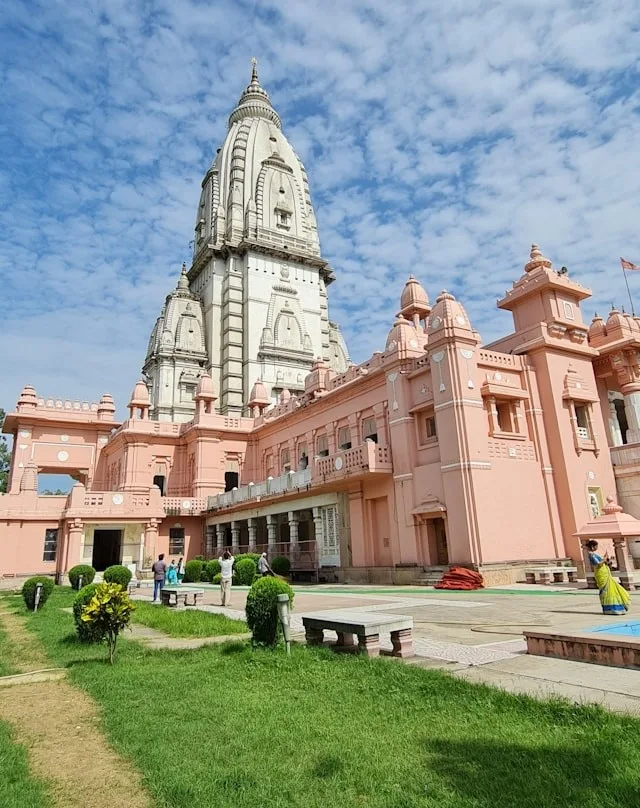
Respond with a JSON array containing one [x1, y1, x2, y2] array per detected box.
[[621, 257, 640, 271]]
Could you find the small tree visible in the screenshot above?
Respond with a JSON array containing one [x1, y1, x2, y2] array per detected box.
[[81, 583, 135, 663]]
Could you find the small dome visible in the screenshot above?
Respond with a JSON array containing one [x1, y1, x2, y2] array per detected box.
[[19, 461, 38, 493], [606, 308, 627, 331], [428, 290, 473, 332], [524, 243, 553, 273], [195, 373, 216, 401], [18, 384, 38, 408], [129, 380, 150, 407], [177, 262, 189, 292], [587, 314, 606, 341], [385, 314, 420, 354], [98, 393, 116, 411], [228, 58, 281, 129], [248, 378, 270, 407], [279, 388, 292, 404], [624, 312, 639, 332], [400, 275, 430, 315]]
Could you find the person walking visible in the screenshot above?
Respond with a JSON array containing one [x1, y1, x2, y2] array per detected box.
[[586, 540, 630, 615], [151, 553, 167, 603], [166, 559, 178, 586], [219, 549, 235, 606], [258, 552, 274, 577], [177, 557, 185, 583]]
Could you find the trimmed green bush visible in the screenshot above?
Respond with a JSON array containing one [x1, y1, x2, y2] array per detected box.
[[205, 559, 221, 581], [234, 553, 261, 565], [212, 573, 222, 585], [103, 565, 133, 589], [21, 576, 54, 611], [184, 559, 203, 583], [271, 556, 291, 577], [235, 557, 257, 586], [73, 583, 102, 642], [245, 576, 294, 646], [68, 564, 96, 590]]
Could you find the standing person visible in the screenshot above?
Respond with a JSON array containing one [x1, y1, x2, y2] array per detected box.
[[219, 550, 235, 606], [258, 552, 274, 577], [166, 559, 178, 586], [151, 553, 167, 603], [587, 540, 630, 615], [177, 556, 185, 584]]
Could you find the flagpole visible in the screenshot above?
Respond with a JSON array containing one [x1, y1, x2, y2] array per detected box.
[[621, 258, 636, 316]]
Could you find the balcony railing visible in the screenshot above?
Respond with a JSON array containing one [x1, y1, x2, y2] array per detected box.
[[162, 497, 207, 516], [63, 485, 164, 518], [611, 442, 640, 468], [207, 469, 312, 511], [315, 441, 392, 480]]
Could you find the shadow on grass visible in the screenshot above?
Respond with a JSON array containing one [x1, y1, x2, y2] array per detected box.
[[313, 753, 345, 779], [424, 736, 640, 807], [218, 640, 251, 655]]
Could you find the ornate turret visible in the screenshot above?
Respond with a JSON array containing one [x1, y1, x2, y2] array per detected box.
[[194, 373, 217, 416], [97, 393, 116, 421], [399, 275, 431, 330], [128, 380, 150, 420], [248, 378, 271, 417], [17, 384, 38, 412]]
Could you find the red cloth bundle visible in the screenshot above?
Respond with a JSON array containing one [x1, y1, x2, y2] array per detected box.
[[434, 566, 484, 590]]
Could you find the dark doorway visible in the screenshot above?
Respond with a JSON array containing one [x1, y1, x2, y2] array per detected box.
[[434, 518, 449, 565], [92, 529, 122, 571], [225, 471, 239, 492], [153, 475, 166, 495]]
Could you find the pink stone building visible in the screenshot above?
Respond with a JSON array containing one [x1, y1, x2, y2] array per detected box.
[[3, 68, 640, 585], [3, 244, 640, 585]]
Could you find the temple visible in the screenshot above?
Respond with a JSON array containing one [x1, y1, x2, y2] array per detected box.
[[3, 66, 640, 585]]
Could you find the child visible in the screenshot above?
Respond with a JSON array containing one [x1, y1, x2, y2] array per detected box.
[[177, 557, 185, 583]]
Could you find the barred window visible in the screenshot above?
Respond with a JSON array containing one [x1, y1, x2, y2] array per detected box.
[[169, 527, 185, 555], [43, 529, 58, 562]]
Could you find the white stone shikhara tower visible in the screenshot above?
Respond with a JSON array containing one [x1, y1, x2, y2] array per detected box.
[[143, 61, 350, 419]]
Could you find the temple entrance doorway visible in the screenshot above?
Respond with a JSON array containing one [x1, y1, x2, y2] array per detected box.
[[433, 518, 449, 565], [92, 529, 122, 571]]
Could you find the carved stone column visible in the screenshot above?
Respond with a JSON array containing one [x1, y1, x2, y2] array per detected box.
[[623, 389, 640, 443], [288, 511, 299, 552], [143, 519, 159, 563], [613, 537, 637, 591], [608, 400, 623, 447], [65, 518, 84, 573], [230, 521, 241, 553], [266, 514, 278, 551], [580, 538, 597, 589], [215, 524, 225, 553], [247, 517, 258, 552]]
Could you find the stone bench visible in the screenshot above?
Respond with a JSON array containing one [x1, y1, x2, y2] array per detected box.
[[524, 566, 578, 585], [301, 610, 414, 658], [161, 587, 205, 608]]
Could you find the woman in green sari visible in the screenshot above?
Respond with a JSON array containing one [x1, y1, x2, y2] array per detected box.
[[586, 540, 630, 615]]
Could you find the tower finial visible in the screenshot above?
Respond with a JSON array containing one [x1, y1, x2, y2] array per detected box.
[[251, 56, 258, 83]]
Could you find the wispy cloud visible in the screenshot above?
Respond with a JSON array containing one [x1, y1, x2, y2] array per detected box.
[[1, 0, 639, 414]]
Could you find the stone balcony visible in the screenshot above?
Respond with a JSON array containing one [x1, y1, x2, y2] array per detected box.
[[207, 469, 313, 512], [162, 497, 208, 516], [611, 443, 640, 469], [63, 484, 165, 521]]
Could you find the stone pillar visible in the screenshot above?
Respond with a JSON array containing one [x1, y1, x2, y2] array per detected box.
[[313, 506, 324, 561], [288, 511, 299, 556], [608, 401, 623, 447], [65, 518, 84, 573], [623, 390, 640, 443], [613, 537, 637, 591], [580, 539, 597, 589], [215, 524, 225, 553], [266, 514, 278, 551], [143, 519, 159, 564], [230, 521, 240, 553], [247, 518, 258, 552]]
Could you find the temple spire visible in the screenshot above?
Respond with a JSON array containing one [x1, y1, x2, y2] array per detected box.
[[251, 56, 259, 83]]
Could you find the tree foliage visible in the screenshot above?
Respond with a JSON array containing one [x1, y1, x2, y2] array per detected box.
[[0, 408, 9, 494], [80, 583, 135, 663]]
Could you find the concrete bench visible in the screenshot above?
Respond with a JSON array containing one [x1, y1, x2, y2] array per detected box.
[[161, 587, 205, 608], [301, 610, 413, 658], [524, 566, 578, 585]]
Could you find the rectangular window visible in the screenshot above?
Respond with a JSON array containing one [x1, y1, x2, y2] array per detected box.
[[338, 426, 351, 450], [316, 434, 329, 457], [426, 416, 437, 439], [363, 416, 378, 443], [281, 447, 291, 473], [169, 527, 185, 555], [575, 405, 591, 440], [496, 402, 514, 433], [43, 529, 58, 562]]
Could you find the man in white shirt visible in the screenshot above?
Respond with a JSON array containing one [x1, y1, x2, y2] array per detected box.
[[218, 550, 235, 606]]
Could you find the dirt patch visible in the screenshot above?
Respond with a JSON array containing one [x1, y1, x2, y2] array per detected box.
[[0, 680, 153, 808], [0, 602, 50, 673]]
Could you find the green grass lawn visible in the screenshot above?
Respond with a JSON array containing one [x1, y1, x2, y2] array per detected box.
[[7, 587, 640, 808], [0, 720, 53, 807], [131, 600, 247, 637], [0, 621, 15, 677]]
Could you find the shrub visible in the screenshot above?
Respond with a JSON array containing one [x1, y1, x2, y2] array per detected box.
[[235, 553, 261, 565], [68, 564, 96, 590], [212, 573, 222, 585], [205, 559, 221, 581], [271, 556, 291, 577], [103, 565, 132, 589], [183, 559, 203, 583], [21, 576, 54, 611], [80, 583, 134, 663], [245, 576, 295, 646], [235, 557, 257, 586], [73, 583, 102, 642]]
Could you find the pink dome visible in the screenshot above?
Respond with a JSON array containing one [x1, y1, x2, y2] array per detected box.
[[428, 290, 473, 332], [386, 314, 420, 353], [195, 373, 217, 400], [129, 379, 150, 407], [279, 388, 292, 404], [524, 243, 553, 273], [400, 275, 430, 316], [17, 384, 38, 409], [606, 308, 627, 331], [587, 314, 606, 341]]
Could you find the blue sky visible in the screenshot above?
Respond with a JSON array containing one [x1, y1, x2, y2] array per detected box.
[[1, 0, 640, 422]]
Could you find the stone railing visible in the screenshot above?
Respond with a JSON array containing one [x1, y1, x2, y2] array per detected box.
[[63, 485, 164, 518], [315, 441, 392, 479], [206, 468, 312, 511], [0, 493, 68, 517], [611, 442, 640, 468], [162, 497, 207, 516]]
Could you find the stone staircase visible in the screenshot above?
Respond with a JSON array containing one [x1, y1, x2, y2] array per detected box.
[[418, 566, 449, 587]]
